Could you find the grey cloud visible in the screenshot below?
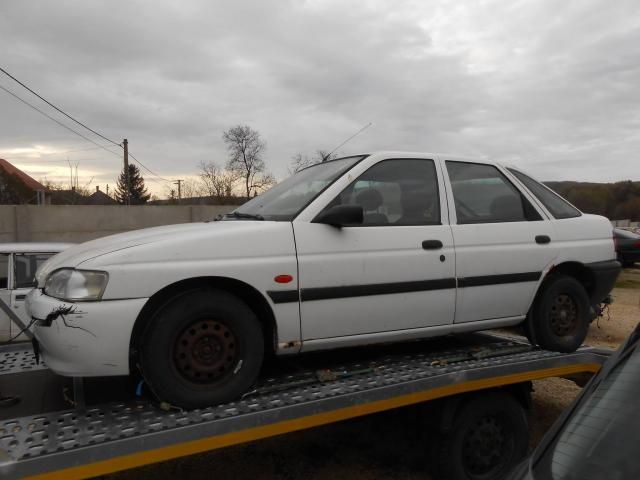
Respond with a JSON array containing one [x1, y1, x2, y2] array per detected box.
[[1, 0, 639, 191]]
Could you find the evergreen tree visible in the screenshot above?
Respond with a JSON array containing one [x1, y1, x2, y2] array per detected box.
[[114, 164, 150, 205]]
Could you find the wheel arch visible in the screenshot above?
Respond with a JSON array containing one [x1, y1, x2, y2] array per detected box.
[[542, 261, 596, 303], [129, 276, 278, 372]]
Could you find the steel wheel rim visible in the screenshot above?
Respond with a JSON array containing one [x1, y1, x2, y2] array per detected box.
[[462, 415, 508, 479], [173, 319, 238, 384], [550, 293, 578, 336]]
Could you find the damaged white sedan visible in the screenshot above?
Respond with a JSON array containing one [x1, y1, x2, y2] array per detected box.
[[26, 152, 620, 408]]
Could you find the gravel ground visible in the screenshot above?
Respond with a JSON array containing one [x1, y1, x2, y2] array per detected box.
[[109, 270, 640, 480]]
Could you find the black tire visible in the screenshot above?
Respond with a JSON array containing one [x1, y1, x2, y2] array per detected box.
[[531, 275, 590, 353], [436, 392, 529, 480], [139, 288, 264, 409]]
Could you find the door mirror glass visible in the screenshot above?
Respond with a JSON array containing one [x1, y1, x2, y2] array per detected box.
[[313, 205, 364, 227]]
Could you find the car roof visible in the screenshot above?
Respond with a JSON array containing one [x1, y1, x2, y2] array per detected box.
[[362, 151, 490, 163], [0, 242, 74, 254]]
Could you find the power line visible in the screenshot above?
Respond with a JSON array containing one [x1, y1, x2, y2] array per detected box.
[[0, 84, 121, 160], [0, 66, 121, 148], [128, 152, 172, 183], [1, 76, 172, 186]]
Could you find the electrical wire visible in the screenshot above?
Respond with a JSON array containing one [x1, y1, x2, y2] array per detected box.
[[0, 66, 122, 147], [128, 152, 172, 183], [1, 77, 172, 186], [0, 84, 121, 160]]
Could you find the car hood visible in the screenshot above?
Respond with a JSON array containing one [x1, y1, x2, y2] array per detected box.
[[35, 220, 282, 286]]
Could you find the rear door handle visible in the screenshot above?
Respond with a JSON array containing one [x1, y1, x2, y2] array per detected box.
[[535, 235, 551, 244], [422, 240, 443, 250]]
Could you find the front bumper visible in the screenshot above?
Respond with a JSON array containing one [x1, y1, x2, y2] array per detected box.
[[586, 259, 622, 305], [26, 289, 147, 377]]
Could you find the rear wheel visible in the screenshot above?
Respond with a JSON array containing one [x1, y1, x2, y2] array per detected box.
[[139, 288, 264, 409], [531, 275, 590, 353], [435, 392, 529, 480]]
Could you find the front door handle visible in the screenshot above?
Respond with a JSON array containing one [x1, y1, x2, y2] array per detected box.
[[422, 240, 443, 250], [535, 235, 551, 244]]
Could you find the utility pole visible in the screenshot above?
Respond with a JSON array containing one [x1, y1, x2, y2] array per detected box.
[[123, 138, 130, 205], [173, 179, 183, 204]]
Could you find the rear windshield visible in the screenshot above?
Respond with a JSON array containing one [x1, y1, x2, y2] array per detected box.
[[533, 342, 640, 480], [508, 168, 581, 219]]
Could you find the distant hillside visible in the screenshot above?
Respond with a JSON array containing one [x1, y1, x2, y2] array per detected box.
[[544, 180, 640, 221]]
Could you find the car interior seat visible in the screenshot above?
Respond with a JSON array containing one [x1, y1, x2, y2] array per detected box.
[[396, 190, 427, 224], [489, 194, 525, 222], [355, 188, 388, 225]]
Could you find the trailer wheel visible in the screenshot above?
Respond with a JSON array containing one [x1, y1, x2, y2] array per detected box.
[[531, 275, 590, 353], [139, 288, 263, 409], [436, 392, 528, 480]]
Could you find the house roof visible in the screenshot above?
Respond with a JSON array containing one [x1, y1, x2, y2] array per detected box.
[[86, 189, 117, 205], [0, 158, 47, 191]]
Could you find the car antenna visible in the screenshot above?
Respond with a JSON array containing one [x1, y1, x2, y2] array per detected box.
[[322, 122, 372, 161]]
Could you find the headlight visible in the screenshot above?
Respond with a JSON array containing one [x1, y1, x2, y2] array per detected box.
[[44, 269, 109, 301]]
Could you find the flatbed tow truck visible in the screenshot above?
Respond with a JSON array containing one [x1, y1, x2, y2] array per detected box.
[[0, 332, 610, 480]]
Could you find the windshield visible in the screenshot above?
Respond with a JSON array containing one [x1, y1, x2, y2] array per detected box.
[[533, 334, 640, 480], [225, 155, 365, 221]]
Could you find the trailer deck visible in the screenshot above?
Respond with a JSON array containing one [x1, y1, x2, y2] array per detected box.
[[0, 333, 610, 480]]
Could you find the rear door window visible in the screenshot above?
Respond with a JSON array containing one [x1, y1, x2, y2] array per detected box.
[[446, 161, 541, 224]]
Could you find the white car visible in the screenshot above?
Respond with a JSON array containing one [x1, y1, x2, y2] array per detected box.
[[0, 243, 72, 342], [26, 152, 620, 408]]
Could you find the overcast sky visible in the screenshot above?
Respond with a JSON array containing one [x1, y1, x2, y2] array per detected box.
[[1, 0, 639, 195]]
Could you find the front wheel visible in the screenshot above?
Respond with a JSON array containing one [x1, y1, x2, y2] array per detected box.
[[530, 275, 590, 353], [139, 288, 264, 409]]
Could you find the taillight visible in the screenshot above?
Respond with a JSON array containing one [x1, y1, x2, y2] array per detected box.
[[613, 231, 619, 250], [634, 241, 640, 249]]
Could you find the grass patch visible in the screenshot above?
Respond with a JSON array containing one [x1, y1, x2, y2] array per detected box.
[[616, 268, 640, 289]]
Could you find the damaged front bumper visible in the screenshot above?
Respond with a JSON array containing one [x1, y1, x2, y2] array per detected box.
[[26, 289, 147, 377]]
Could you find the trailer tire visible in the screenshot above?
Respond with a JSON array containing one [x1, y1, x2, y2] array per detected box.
[[436, 392, 528, 480], [139, 288, 263, 409], [531, 275, 590, 353]]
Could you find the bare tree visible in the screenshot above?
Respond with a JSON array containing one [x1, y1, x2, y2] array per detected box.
[[199, 162, 237, 198], [223, 125, 272, 198], [180, 178, 204, 199], [289, 150, 338, 174]]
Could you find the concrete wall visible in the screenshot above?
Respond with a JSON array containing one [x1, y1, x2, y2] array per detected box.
[[0, 205, 235, 243]]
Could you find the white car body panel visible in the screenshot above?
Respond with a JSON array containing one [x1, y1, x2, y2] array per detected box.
[[26, 289, 145, 375], [26, 151, 618, 378]]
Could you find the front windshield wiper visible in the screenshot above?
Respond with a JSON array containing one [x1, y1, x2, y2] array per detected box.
[[223, 212, 265, 221]]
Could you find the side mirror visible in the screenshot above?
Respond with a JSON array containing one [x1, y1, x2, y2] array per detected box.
[[313, 205, 363, 227]]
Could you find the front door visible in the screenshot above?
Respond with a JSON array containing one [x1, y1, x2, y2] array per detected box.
[[0, 254, 11, 341], [443, 160, 558, 323], [294, 157, 456, 343], [10, 253, 55, 340]]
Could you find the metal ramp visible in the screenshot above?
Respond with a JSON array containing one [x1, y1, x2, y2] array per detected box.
[[0, 334, 609, 480]]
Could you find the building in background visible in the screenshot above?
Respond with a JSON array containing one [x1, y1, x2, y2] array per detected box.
[[0, 158, 48, 204]]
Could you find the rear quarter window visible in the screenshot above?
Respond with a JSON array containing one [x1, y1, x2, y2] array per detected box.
[[508, 168, 581, 219]]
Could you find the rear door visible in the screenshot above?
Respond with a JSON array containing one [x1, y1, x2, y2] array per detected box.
[[443, 160, 558, 323], [294, 157, 456, 344]]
